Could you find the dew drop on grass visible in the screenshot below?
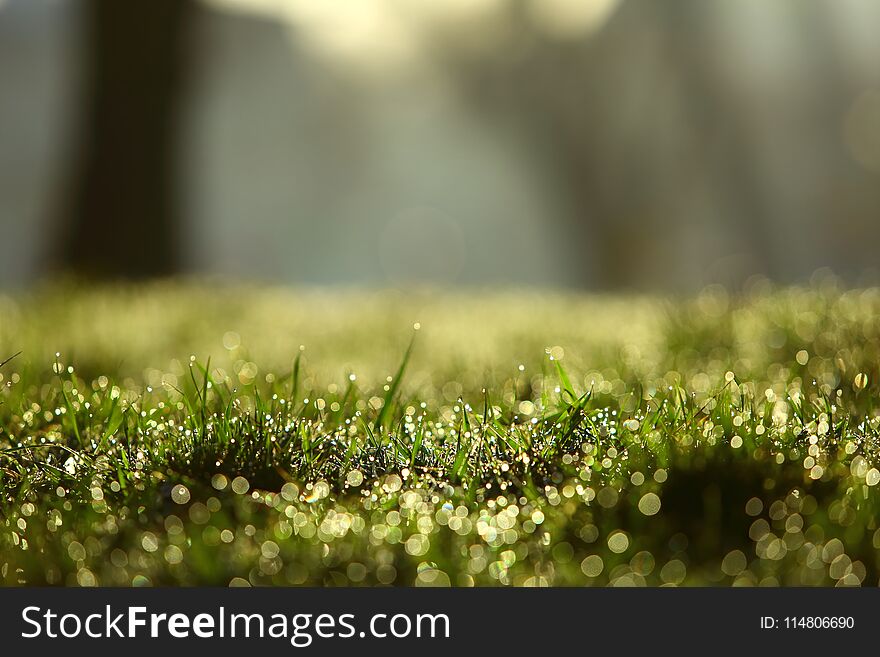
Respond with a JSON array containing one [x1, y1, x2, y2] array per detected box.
[[607, 531, 630, 554], [660, 559, 687, 585], [304, 480, 330, 503], [261, 541, 280, 559], [67, 541, 86, 562], [222, 331, 241, 350], [580, 554, 604, 577], [596, 486, 618, 508], [171, 485, 190, 505], [405, 534, 430, 556], [630, 551, 655, 576], [77, 568, 97, 587], [281, 482, 299, 500], [721, 550, 747, 576], [382, 474, 402, 493], [164, 545, 184, 565], [638, 492, 661, 516], [579, 524, 598, 543], [851, 456, 868, 478], [141, 532, 159, 553], [745, 497, 763, 516]]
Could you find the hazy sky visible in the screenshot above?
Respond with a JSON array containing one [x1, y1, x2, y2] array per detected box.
[[203, 0, 621, 71]]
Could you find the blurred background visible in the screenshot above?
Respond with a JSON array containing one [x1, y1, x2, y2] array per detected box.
[[2, 0, 880, 292]]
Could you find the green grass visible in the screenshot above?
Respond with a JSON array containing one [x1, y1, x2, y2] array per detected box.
[[2, 280, 880, 586]]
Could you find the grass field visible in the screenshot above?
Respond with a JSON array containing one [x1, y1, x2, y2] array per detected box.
[[2, 280, 880, 586]]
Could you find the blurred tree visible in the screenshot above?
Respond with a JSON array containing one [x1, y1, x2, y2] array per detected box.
[[55, 0, 193, 279], [425, 0, 817, 288], [426, 0, 676, 288]]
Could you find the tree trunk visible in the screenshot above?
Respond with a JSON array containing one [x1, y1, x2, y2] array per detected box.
[[56, 0, 193, 279]]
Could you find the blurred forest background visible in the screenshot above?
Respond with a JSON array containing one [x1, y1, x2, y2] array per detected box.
[[2, 0, 880, 291]]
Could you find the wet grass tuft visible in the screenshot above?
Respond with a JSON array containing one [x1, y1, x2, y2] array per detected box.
[[2, 282, 880, 586]]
